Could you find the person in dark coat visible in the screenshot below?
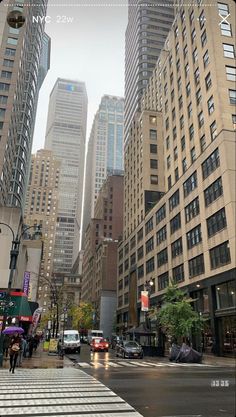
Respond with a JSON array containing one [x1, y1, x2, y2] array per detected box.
[[27, 335, 34, 358], [9, 332, 21, 373]]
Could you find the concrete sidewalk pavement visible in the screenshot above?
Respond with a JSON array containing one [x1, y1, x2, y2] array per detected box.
[[143, 353, 235, 367], [2, 342, 72, 370]]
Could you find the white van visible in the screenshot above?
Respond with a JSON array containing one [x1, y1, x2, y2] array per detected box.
[[60, 330, 81, 354], [87, 329, 103, 344]]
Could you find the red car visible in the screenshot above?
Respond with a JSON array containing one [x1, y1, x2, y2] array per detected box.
[[91, 337, 109, 352]]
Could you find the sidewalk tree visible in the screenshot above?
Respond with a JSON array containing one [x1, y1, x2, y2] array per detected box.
[[150, 283, 204, 344], [69, 302, 94, 331]]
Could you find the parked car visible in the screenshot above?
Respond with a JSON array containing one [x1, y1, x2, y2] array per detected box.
[[116, 340, 143, 359], [91, 337, 109, 352]]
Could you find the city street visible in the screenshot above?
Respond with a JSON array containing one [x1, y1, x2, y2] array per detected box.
[[66, 345, 235, 417]]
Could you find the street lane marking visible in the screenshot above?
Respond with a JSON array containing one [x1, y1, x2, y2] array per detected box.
[[106, 361, 122, 367], [116, 361, 136, 367], [77, 362, 92, 368], [128, 361, 152, 367]]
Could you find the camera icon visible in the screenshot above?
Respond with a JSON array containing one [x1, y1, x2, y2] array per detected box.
[[7, 10, 25, 29]]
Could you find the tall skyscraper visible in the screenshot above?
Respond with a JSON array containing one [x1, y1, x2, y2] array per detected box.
[[38, 33, 51, 89], [44, 79, 88, 273], [124, 0, 174, 144], [0, 0, 48, 209], [117, 1, 236, 356], [82, 95, 124, 240], [24, 149, 60, 312]]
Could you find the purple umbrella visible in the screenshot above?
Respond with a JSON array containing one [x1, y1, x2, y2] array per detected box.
[[2, 326, 24, 334]]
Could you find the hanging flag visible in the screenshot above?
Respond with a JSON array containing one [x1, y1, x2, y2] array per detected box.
[[23, 272, 30, 296], [141, 291, 149, 311]]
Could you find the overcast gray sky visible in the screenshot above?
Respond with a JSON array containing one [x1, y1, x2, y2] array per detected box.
[[33, 0, 128, 152]]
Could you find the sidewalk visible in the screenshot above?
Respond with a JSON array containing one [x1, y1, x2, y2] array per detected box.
[[1, 343, 72, 370], [144, 353, 235, 367]]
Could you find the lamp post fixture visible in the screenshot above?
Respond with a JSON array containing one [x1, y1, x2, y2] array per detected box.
[[0, 222, 42, 366]]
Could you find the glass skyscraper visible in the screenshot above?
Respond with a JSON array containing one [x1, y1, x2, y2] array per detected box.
[[82, 95, 124, 242]]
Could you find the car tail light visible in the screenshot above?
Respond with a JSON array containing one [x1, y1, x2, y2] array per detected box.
[[95, 344, 99, 347]]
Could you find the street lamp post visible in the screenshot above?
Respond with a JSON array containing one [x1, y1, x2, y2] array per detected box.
[[0, 222, 41, 367], [144, 278, 154, 330]]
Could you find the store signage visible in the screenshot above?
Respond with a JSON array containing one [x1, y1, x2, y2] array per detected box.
[[23, 272, 30, 296], [141, 291, 149, 312]]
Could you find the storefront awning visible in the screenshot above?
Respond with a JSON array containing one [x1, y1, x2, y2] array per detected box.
[[0, 290, 32, 322]]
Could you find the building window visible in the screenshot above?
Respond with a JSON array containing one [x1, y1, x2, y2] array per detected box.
[[7, 37, 18, 45], [145, 217, 153, 235], [193, 48, 198, 63], [199, 10, 205, 29], [202, 148, 220, 179], [171, 237, 183, 258], [119, 264, 123, 275], [187, 224, 202, 249], [180, 115, 184, 129], [146, 237, 154, 254], [150, 159, 158, 169], [205, 72, 212, 90], [189, 124, 194, 140], [124, 276, 129, 287], [201, 29, 207, 47], [186, 82, 191, 96], [150, 129, 157, 140], [210, 241, 231, 269], [157, 248, 168, 267], [130, 253, 136, 265], [119, 248, 123, 261], [5, 48, 16, 56], [138, 264, 144, 279], [232, 114, 236, 128], [198, 111, 204, 127], [220, 22, 232, 37], [156, 225, 167, 245], [179, 95, 183, 109], [167, 155, 171, 169], [168, 175, 172, 190], [189, 10, 194, 24], [0, 95, 8, 105], [203, 50, 209, 67], [0, 82, 10, 91], [124, 243, 129, 255], [146, 257, 155, 274], [150, 144, 157, 154], [216, 281, 236, 309], [158, 272, 169, 291], [138, 245, 144, 260], [223, 43, 235, 58], [229, 89, 236, 105], [200, 134, 206, 152], [191, 147, 196, 163], [226, 66, 236, 81], [207, 96, 215, 114], [1, 70, 12, 79], [185, 197, 200, 223], [137, 227, 143, 242], [210, 120, 217, 140], [189, 254, 205, 278], [0, 108, 6, 118], [150, 175, 158, 185], [130, 236, 136, 250], [166, 136, 170, 149], [169, 189, 179, 212], [174, 146, 178, 161], [207, 207, 227, 237], [172, 264, 184, 283], [170, 212, 181, 234], [218, 2, 229, 15], [173, 126, 177, 140], [177, 77, 182, 91], [194, 67, 200, 85], [183, 171, 197, 197], [156, 204, 166, 224], [175, 167, 179, 182], [204, 177, 223, 206], [191, 28, 196, 43], [182, 158, 187, 173], [188, 102, 192, 118], [124, 259, 129, 271], [118, 279, 123, 290], [181, 136, 185, 151]]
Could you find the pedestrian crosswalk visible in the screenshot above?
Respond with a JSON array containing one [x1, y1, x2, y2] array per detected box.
[[0, 368, 143, 416], [76, 360, 213, 369]]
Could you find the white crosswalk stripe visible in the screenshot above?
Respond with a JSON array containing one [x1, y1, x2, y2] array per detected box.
[[76, 360, 213, 369], [0, 368, 143, 417]]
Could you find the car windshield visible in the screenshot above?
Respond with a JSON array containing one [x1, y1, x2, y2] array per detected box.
[[94, 338, 103, 343], [64, 334, 78, 341], [124, 342, 139, 347]]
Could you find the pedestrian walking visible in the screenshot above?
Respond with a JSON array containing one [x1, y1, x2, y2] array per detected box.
[[9, 332, 21, 373], [22, 335, 28, 358], [3, 334, 10, 358], [28, 335, 34, 358]]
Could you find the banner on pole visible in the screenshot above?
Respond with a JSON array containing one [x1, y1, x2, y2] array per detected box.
[[141, 291, 149, 311], [23, 271, 30, 296]]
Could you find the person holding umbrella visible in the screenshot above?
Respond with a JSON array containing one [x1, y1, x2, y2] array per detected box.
[[3, 326, 24, 373]]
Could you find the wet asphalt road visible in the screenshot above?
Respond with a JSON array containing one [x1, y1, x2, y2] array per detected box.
[[66, 345, 235, 417]]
